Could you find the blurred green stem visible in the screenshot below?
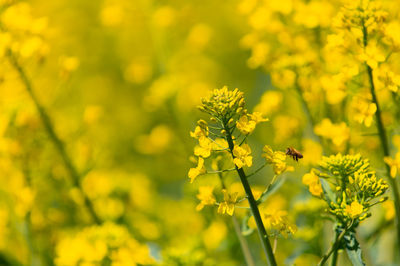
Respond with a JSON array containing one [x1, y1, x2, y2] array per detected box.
[[224, 124, 277, 266], [7, 50, 101, 225], [232, 216, 255, 266], [366, 63, 400, 248], [294, 77, 322, 144], [217, 173, 255, 266], [362, 21, 400, 249], [318, 228, 347, 266], [330, 231, 339, 266]]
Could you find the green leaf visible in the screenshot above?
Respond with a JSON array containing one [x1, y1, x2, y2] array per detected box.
[[344, 231, 365, 266], [256, 176, 286, 205], [320, 178, 335, 204]]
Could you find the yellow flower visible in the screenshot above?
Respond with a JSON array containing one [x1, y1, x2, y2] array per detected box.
[[59, 56, 80, 78], [263, 210, 297, 238], [202, 220, 227, 250], [188, 157, 206, 183], [345, 201, 364, 218], [301, 139, 322, 165], [232, 144, 252, 168], [271, 69, 296, 89], [236, 112, 268, 135], [394, 135, 400, 150], [153, 6, 176, 28], [302, 172, 322, 197], [314, 119, 350, 147], [190, 125, 208, 139], [217, 189, 238, 216], [236, 115, 256, 135], [309, 182, 323, 197], [272, 115, 300, 143], [262, 145, 293, 175], [320, 74, 346, 104], [382, 200, 395, 221], [100, 4, 124, 26], [249, 112, 269, 124], [194, 137, 213, 158], [352, 99, 377, 127], [376, 66, 400, 93], [384, 152, 400, 178], [196, 186, 216, 211], [359, 43, 385, 69], [254, 91, 283, 115], [211, 138, 228, 150]]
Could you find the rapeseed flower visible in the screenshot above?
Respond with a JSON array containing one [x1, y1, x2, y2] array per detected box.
[[384, 152, 400, 178], [232, 144, 253, 168], [196, 186, 217, 211], [218, 189, 238, 216]]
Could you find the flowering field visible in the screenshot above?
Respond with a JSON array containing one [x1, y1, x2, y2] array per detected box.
[[1, 0, 400, 265]]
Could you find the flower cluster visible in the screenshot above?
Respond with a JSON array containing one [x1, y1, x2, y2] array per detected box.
[[55, 222, 154, 265], [188, 86, 270, 184], [305, 154, 388, 225], [0, 2, 49, 60], [334, 0, 387, 37], [263, 209, 297, 238], [314, 119, 350, 148], [198, 86, 246, 122], [189, 86, 296, 255]]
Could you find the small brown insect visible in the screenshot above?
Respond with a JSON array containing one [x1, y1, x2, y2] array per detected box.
[[286, 147, 303, 162]]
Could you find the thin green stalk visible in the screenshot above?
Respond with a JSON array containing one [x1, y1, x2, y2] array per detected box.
[[7, 50, 101, 225], [318, 228, 347, 266], [330, 231, 339, 266], [231, 215, 255, 266], [217, 173, 255, 266], [367, 63, 400, 247], [21, 166, 39, 266], [362, 21, 400, 248], [294, 77, 322, 144], [224, 126, 277, 266]]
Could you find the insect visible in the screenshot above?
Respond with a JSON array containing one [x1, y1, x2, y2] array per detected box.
[[286, 147, 303, 162]]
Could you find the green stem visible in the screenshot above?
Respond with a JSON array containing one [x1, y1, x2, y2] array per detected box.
[[294, 76, 322, 144], [256, 175, 278, 205], [318, 228, 347, 266], [366, 63, 400, 248], [225, 127, 277, 266], [232, 215, 255, 266], [330, 231, 339, 266], [217, 173, 255, 266], [7, 50, 101, 225], [361, 20, 400, 247]]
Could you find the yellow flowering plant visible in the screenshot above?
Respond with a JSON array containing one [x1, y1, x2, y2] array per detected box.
[[3, 0, 400, 265], [189, 86, 297, 266], [304, 154, 388, 265]]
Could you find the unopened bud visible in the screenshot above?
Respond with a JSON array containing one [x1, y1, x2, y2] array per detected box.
[[197, 119, 208, 128], [379, 196, 389, 203]]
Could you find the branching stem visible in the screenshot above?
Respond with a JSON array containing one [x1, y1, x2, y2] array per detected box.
[[362, 21, 400, 249], [7, 50, 101, 225], [318, 227, 349, 266]]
